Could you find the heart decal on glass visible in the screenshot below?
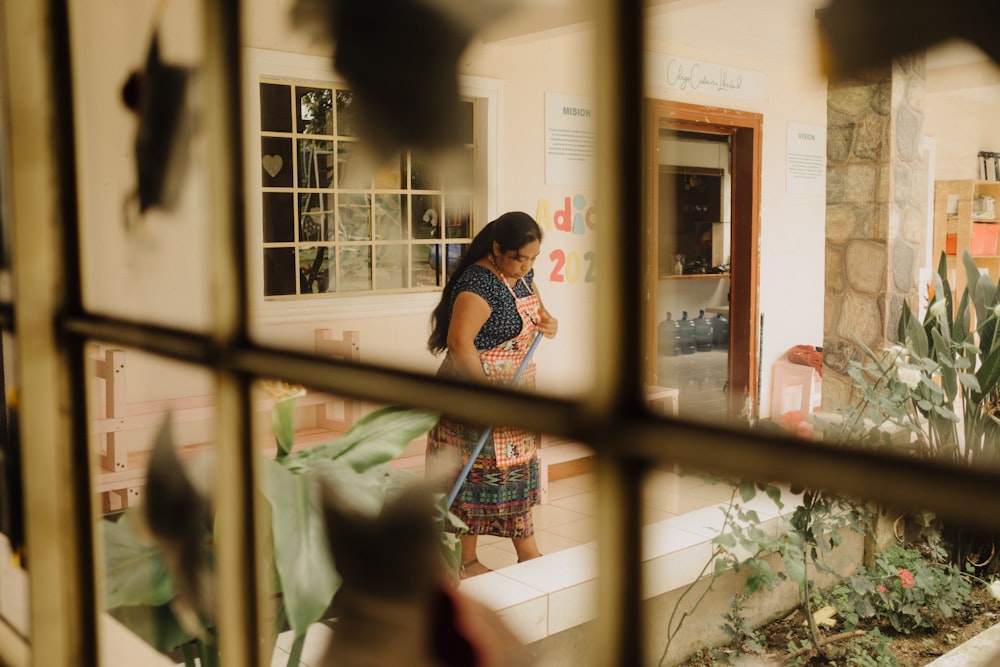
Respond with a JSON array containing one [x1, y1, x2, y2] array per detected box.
[[262, 154, 283, 178]]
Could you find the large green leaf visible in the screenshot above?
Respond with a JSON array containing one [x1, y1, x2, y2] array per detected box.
[[930, 329, 958, 401], [976, 346, 1000, 403], [963, 251, 982, 306], [897, 299, 913, 344], [781, 542, 807, 587], [272, 396, 298, 458], [930, 274, 952, 344], [953, 290, 971, 346], [259, 457, 340, 635], [901, 302, 928, 359], [937, 251, 954, 327], [108, 603, 193, 654], [283, 406, 439, 474], [103, 514, 175, 609], [306, 458, 395, 517]]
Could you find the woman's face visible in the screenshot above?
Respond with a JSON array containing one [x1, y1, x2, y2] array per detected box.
[[494, 240, 541, 280]]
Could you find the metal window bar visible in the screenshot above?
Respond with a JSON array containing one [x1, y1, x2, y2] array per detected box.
[[1, 0, 1000, 666]]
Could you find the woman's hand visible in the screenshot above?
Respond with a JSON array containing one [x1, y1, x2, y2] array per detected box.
[[536, 309, 558, 339]]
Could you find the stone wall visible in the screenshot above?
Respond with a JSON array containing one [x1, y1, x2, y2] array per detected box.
[[823, 55, 927, 409]]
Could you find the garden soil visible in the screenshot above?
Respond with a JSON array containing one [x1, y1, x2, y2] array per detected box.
[[680, 584, 1000, 666]]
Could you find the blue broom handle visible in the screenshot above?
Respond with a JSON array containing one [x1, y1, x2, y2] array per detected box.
[[446, 332, 543, 509]]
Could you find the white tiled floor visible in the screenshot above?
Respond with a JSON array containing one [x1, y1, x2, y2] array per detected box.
[[157, 467, 758, 667], [474, 468, 741, 572], [659, 349, 730, 423]]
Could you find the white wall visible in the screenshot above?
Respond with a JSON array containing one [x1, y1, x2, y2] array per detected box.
[[643, 18, 829, 417], [925, 94, 1000, 180], [924, 52, 1000, 180], [74, 0, 992, 421]]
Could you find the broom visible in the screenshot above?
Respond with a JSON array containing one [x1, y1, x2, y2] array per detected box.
[[446, 332, 543, 509]]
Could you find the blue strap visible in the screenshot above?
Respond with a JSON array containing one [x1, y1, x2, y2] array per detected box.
[[446, 332, 543, 509]]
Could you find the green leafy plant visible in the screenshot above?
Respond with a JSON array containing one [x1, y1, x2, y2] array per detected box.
[[767, 487, 872, 662], [823, 251, 1000, 573], [656, 477, 872, 665], [821, 539, 971, 635], [719, 593, 765, 655], [102, 390, 449, 666], [842, 628, 898, 667], [656, 479, 787, 666]]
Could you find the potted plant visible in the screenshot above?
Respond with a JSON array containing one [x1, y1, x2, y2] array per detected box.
[[102, 385, 457, 665], [822, 251, 1000, 573]]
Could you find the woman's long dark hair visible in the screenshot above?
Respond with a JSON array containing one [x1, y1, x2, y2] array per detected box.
[[427, 211, 543, 354]]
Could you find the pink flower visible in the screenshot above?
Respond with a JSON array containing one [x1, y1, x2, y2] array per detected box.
[[877, 584, 888, 593], [898, 567, 915, 588]]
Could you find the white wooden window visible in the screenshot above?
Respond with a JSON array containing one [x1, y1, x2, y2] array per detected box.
[[243, 49, 502, 323]]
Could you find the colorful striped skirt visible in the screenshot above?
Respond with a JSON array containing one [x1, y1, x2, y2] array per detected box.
[[426, 414, 540, 538]]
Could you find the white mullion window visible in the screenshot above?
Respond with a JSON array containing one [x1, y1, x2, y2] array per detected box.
[[258, 78, 475, 298], [244, 49, 501, 324]]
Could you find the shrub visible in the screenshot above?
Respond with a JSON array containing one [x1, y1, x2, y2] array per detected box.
[[821, 539, 971, 634]]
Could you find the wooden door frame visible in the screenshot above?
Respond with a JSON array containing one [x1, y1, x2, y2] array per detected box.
[[644, 99, 762, 418]]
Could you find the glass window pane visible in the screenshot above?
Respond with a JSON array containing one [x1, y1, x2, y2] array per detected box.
[[263, 248, 297, 296], [426, 243, 465, 281], [339, 246, 372, 292], [72, 12, 216, 331], [247, 391, 441, 662], [337, 194, 371, 242], [92, 350, 218, 663], [336, 140, 369, 188], [444, 197, 471, 238], [442, 147, 474, 190], [298, 140, 335, 189], [374, 194, 407, 241], [261, 136, 293, 188], [299, 246, 333, 294], [296, 86, 333, 135], [412, 244, 441, 288], [335, 89, 358, 137], [412, 195, 442, 240], [374, 153, 405, 189], [299, 193, 334, 242], [259, 82, 292, 132], [410, 154, 441, 191], [262, 193, 294, 243], [375, 244, 406, 290]]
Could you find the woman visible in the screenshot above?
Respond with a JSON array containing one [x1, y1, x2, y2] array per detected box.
[[426, 211, 558, 578]]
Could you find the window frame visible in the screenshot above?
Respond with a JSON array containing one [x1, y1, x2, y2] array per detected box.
[[3, 3, 1000, 667], [242, 48, 503, 324]]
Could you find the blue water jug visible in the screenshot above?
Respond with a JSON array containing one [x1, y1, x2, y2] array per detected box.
[[713, 313, 730, 350], [694, 309, 714, 352], [428, 244, 463, 275], [678, 311, 697, 355], [658, 312, 681, 357]]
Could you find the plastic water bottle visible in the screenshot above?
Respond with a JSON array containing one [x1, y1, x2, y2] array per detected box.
[[678, 311, 697, 355], [658, 312, 681, 357], [713, 313, 730, 350], [694, 309, 714, 352]]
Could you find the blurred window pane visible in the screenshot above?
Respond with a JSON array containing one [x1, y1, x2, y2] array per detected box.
[[257, 79, 476, 297]]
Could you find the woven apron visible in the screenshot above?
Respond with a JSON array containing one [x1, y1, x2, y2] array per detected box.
[[477, 276, 541, 466], [425, 272, 542, 537]]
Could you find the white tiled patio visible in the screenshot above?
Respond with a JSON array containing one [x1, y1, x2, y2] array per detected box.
[[265, 467, 798, 667]]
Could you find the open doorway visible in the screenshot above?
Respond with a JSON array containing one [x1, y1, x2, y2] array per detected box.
[[644, 100, 762, 424]]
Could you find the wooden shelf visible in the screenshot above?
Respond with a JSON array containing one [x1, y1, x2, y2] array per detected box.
[[661, 273, 730, 281], [933, 180, 1000, 300]]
